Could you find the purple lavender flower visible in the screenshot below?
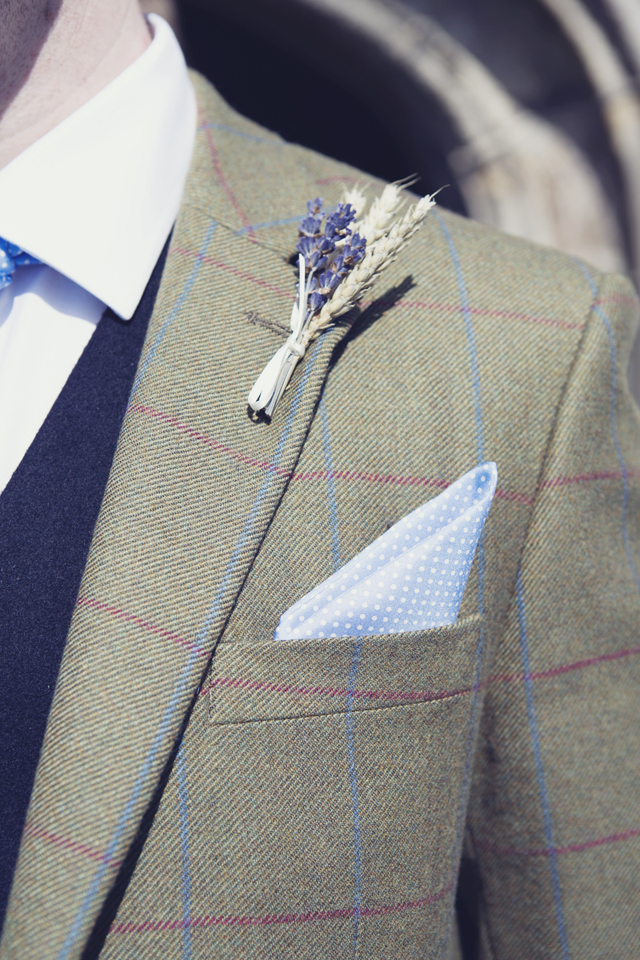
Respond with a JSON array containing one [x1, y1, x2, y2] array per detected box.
[[297, 198, 324, 238], [325, 204, 356, 239], [295, 199, 366, 321], [341, 232, 367, 267]]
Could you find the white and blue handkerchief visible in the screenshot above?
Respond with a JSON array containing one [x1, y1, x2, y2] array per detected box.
[[275, 462, 497, 640]]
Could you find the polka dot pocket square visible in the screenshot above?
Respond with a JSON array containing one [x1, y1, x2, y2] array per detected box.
[[275, 462, 497, 639]]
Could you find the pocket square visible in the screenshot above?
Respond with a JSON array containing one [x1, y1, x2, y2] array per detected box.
[[275, 462, 497, 640]]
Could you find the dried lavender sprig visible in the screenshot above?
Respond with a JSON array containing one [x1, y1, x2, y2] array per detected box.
[[298, 197, 324, 238], [296, 198, 357, 260], [295, 199, 365, 321], [248, 189, 435, 416], [296, 197, 330, 271], [247, 196, 366, 416], [306, 231, 367, 316], [303, 192, 437, 344]]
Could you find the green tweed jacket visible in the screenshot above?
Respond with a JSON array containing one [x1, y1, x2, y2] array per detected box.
[[2, 71, 639, 960]]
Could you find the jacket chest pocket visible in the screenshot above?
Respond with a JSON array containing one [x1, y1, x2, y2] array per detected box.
[[193, 617, 483, 959], [208, 615, 483, 723]]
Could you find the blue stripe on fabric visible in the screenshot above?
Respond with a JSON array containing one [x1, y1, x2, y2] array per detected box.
[[440, 535, 486, 959], [319, 399, 341, 571], [516, 569, 570, 958], [434, 212, 484, 464], [57, 334, 326, 958], [574, 262, 640, 594], [131, 220, 218, 398], [319, 394, 358, 952], [346, 636, 364, 958], [176, 743, 193, 959], [435, 214, 487, 957], [235, 214, 305, 236], [320, 391, 359, 954], [197, 122, 280, 145]]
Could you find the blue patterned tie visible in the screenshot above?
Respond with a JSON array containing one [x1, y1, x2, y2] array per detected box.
[[0, 235, 42, 291]]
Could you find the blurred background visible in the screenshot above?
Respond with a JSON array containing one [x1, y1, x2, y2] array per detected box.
[[141, 0, 640, 401]]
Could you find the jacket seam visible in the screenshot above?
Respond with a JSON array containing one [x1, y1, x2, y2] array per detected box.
[[499, 265, 611, 630], [207, 687, 472, 726]]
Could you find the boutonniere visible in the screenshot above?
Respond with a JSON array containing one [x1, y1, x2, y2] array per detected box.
[[248, 181, 437, 417]]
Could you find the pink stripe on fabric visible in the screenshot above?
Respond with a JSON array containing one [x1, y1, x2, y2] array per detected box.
[[110, 882, 453, 935], [171, 247, 293, 299], [490, 644, 640, 686], [127, 405, 534, 502], [294, 470, 533, 505], [76, 596, 206, 657], [203, 644, 640, 705], [25, 822, 105, 863], [129, 403, 290, 477], [395, 298, 584, 332], [291, 468, 451, 491], [202, 123, 255, 239], [540, 470, 640, 489], [594, 294, 639, 309], [128, 401, 640, 503], [315, 176, 360, 185], [204, 674, 472, 705], [476, 828, 640, 858]]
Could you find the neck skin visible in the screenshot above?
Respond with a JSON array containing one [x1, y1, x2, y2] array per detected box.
[[0, 0, 151, 171]]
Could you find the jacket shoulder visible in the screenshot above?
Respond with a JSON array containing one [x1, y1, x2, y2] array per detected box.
[[185, 71, 638, 398], [186, 70, 632, 307]]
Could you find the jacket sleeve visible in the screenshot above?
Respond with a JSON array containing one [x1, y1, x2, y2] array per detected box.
[[466, 269, 640, 960]]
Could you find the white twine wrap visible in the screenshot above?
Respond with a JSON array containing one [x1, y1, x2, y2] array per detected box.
[[247, 254, 309, 416], [248, 190, 437, 417]]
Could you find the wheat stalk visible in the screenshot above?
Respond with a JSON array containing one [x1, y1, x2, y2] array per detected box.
[[341, 185, 368, 219], [303, 192, 436, 344], [355, 182, 407, 244]]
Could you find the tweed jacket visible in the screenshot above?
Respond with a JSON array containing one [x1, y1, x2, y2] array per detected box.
[[1, 71, 639, 960]]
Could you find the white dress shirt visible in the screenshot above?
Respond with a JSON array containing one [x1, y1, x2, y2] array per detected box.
[[0, 14, 196, 495]]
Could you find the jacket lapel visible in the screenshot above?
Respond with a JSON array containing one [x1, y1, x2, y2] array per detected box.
[[0, 76, 354, 960]]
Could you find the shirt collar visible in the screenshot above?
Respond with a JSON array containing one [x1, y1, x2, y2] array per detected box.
[[0, 14, 196, 319]]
